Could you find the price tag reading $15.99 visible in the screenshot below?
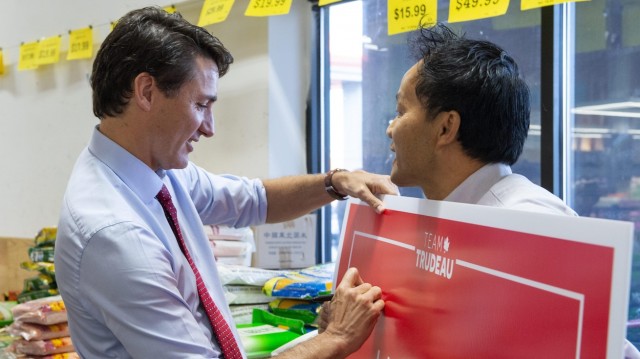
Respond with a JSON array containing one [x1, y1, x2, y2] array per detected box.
[[448, 0, 510, 23], [388, 0, 437, 36]]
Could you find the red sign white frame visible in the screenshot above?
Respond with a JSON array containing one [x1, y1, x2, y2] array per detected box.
[[334, 195, 633, 359]]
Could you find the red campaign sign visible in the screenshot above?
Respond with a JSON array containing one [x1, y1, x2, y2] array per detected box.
[[335, 196, 633, 359]]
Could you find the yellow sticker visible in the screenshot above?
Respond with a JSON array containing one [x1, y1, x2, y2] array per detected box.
[[388, 0, 437, 36], [245, 0, 292, 17], [18, 41, 39, 71], [448, 0, 510, 23], [67, 27, 94, 60], [522, 0, 589, 11], [164, 5, 177, 14], [319, 0, 343, 5], [37, 35, 62, 65], [0, 49, 5, 75], [198, 0, 236, 26]]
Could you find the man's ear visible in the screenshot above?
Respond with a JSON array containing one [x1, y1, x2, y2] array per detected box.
[[132, 72, 155, 112], [436, 110, 461, 145]]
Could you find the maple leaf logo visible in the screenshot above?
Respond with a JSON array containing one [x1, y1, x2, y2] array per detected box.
[[444, 237, 450, 252]]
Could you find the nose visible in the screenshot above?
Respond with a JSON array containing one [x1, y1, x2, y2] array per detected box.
[[386, 119, 394, 139], [200, 111, 215, 138]]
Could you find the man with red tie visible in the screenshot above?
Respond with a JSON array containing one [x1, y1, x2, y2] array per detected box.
[[55, 6, 396, 359]]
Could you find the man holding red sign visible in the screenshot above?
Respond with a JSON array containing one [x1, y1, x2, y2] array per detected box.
[[322, 22, 639, 358]]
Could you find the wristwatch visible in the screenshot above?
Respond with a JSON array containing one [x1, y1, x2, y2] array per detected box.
[[324, 168, 349, 200]]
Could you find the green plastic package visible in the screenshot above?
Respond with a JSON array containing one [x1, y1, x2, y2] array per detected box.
[[237, 309, 304, 359]]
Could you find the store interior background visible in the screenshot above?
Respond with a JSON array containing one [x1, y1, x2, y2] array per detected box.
[[0, 0, 312, 240], [0, 0, 312, 293]]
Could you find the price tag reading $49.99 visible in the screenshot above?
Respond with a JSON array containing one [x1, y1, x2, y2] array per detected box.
[[388, 0, 437, 36], [448, 0, 510, 23]]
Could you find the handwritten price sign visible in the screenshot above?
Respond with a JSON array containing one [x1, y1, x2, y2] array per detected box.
[[448, 0, 509, 23], [18, 41, 39, 71], [198, 0, 235, 26], [245, 0, 292, 17], [388, 0, 437, 36], [67, 27, 93, 60]]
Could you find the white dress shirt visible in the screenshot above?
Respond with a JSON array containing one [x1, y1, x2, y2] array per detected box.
[[55, 127, 267, 358]]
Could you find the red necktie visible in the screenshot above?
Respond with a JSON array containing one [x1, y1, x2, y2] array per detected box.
[[156, 185, 243, 359]]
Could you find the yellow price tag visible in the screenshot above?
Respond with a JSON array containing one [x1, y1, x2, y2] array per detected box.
[[18, 41, 39, 71], [245, 0, 292, 17], [388, 0, 437, 36], [319, 0, 343, 5], [67, 27, 94, 60], [164, 5, 177, 14], [0, 49, 5, 75], [37, 35, 62, 65], [198, 0, 235, 26], [448, 0, 510, 23], [522, 0, 588, 11]]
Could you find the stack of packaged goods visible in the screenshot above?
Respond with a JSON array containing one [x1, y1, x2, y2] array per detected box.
[[205, 225, 255, 266], [6, 295, 77, 358], [1, 301, 18, 355], [261, 263, 334, 328], [18, 228, 58, 304], [217, 264, 289, 326], [232, 263, 335, 358]]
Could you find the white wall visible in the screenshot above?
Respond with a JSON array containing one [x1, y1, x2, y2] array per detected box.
[[0, 0, 311, 238]]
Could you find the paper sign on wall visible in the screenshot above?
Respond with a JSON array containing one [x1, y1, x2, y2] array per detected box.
[[253, 214, 316, 269], [335, 195, 632, 358], [0, 48, 5, 75], [67, 27, 93, 61], [245, 0, 293, 17], [37, 35, 61, 65], [198, 0, 235, 26], [388, 0, 437, 36], [18, 41, 39, 71], [448, 0, 510, 23]]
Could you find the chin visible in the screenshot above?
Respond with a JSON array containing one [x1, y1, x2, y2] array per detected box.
[[389, 171, 403, 186], [170, 158, 190, 170], [390, 172, 415, 188]]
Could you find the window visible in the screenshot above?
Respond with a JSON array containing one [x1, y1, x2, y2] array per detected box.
[[569, 0, 640, 344]]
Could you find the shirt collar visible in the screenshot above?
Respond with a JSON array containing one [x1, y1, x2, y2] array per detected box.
[[444, 163, 512, 204], [88, 126, 165, 204]]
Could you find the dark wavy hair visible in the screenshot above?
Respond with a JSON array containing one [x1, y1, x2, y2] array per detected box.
[[91, 6, 234, 119], [409, 23, 530, 165]]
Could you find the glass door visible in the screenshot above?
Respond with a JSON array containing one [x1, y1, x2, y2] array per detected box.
[[568, 0, 640, 345]]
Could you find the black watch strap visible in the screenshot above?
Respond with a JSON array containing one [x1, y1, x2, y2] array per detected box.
[[324, 169, 349, 200]]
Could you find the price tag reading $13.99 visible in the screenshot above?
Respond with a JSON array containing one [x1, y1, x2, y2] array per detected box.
[[448, 0, 510, 23], [388, 0, 437, 36]]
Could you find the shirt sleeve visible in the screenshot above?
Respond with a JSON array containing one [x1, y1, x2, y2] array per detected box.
[[78, 222, 221, 358], [176, 163, 268, 228]]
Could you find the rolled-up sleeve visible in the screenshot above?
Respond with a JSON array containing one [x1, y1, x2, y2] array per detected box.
[[178, 163, 268, 228]]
